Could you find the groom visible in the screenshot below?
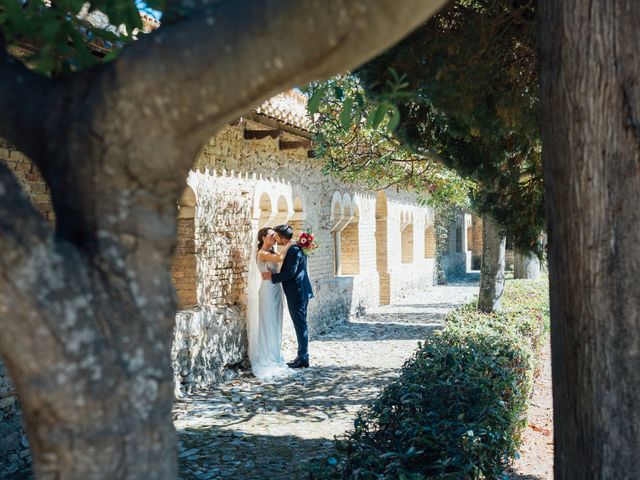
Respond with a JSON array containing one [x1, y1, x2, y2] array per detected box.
[[261, 224, 314, 368]]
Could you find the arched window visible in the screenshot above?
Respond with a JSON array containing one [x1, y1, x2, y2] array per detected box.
[[258, 192, 273, 228], [172, 185, 198, 308], [331, 192, 360, 276], [340, 205, 360, 275], [290, 196, 306, 238], [274, 195, 289, 227], [401, 212, 414, 264]]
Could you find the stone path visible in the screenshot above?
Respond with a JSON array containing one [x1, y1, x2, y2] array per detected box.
[[173, 281, 478, 480]]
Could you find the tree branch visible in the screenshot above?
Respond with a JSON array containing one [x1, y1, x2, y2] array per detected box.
[[87, 0, 449, 189]]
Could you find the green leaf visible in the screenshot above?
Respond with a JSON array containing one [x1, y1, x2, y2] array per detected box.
[[339, 97, 353, 130], [368, 104, 387, 129], [307, 86, 325, 115], [387, 104, 401, 132]]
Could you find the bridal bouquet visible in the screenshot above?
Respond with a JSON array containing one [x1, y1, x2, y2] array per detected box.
[[297, 228, 319, 256]]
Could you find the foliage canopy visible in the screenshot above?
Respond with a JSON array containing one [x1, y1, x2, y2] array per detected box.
[[309, 0, 543, 254], [0, 0, 164, 74], [306, 74, 472, 209], [358, 0, 543, 254]]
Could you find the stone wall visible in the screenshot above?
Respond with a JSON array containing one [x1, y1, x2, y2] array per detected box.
[[173, 305, 247, 395], [172, 187, 198, 308]]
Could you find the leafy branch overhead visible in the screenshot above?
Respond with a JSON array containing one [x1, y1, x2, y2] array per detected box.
[[305, 74, 472, 209], [0, 0, 164, 74], [357, 0, 544, 255], [308, 0, 544, 255]]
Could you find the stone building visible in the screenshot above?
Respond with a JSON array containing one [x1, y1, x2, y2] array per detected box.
[[169, 91, 437, 393], [0, 91, 439, 475], [441, 212, 483, 278]]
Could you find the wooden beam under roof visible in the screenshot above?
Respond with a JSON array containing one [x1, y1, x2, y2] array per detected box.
[[243, 129, 282, 140], [279, 139, 312, 150]]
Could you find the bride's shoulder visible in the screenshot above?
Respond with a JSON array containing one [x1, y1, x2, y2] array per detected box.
[[256, 250, 271, 261]]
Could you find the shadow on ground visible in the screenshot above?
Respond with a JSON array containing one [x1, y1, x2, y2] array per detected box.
[[175, 365, 399, 479], [178, 426, 331, 480]]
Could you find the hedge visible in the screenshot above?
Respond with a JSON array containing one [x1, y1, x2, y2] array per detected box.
[[308, 278, 549, 479]]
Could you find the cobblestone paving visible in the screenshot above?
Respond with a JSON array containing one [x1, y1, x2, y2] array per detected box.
[[174, 281, 479, 480]]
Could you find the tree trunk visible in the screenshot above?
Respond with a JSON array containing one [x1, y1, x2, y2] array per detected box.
[[513, 250, 541, 280], [539, 1, 640, 478], [478, 215, 506, 312]]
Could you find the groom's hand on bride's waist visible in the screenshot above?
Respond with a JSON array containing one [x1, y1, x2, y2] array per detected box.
[[261, 271, 272, 280]]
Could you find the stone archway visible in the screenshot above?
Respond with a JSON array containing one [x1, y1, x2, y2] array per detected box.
[[376, 190, 390, 305], [274, 194, 289, 227], [257, 191, 274, 228], [340, 204, 360, 275]]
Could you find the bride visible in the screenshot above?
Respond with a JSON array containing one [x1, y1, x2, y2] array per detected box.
[[250, 227, 294, 380]]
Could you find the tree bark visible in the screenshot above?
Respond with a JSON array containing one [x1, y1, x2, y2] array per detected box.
[[0, 1, 449, 478], [513, 250, 541, 280], [539, 1, 640, 478], [478, 215, 506, 312]]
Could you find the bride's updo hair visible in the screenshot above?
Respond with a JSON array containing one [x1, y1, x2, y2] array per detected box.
[[257, 227, 275, 253]]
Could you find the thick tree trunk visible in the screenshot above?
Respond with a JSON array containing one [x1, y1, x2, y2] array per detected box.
[[539, 1, 640, 478], [513, 250, 541, 280], [0, 160, 179, 479], [478, 215, 506, 312]]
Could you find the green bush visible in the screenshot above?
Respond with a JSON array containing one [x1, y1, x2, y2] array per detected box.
[[308, 278, 549, 479]]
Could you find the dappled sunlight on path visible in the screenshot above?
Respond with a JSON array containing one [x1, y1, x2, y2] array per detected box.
[[174, 282, 478, 479]]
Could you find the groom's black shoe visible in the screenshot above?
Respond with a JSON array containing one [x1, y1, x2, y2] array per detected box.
[[288, 358, 309, 369]]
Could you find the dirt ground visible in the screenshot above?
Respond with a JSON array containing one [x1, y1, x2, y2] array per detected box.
[[508, 340, 554, 479]]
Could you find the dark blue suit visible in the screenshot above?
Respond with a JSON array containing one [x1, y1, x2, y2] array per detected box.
[[271, 244, 313, 361]]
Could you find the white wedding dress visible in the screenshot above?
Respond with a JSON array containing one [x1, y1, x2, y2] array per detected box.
[[249, 256, 293, 380]]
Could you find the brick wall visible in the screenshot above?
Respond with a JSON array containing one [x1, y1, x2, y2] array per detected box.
[[172, 187, 198, 308], [0, 140, 54, 223]]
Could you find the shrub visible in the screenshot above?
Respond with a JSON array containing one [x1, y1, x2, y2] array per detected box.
[[308, 278, 549, 479]]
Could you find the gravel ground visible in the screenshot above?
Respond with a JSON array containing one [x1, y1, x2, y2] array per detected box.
[[174, 282, 479, 480]]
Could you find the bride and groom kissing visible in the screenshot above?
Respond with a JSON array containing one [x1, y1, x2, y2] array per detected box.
[[252, 224, 314, 380]]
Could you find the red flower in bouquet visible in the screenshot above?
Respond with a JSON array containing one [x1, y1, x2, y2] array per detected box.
[[297, 228, 319, 256]]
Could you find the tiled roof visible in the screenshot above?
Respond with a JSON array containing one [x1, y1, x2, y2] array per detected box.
[[255, 90, 314, 132]]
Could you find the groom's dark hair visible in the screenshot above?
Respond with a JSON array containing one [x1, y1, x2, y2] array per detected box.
[[274, 224, 294, 240]]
